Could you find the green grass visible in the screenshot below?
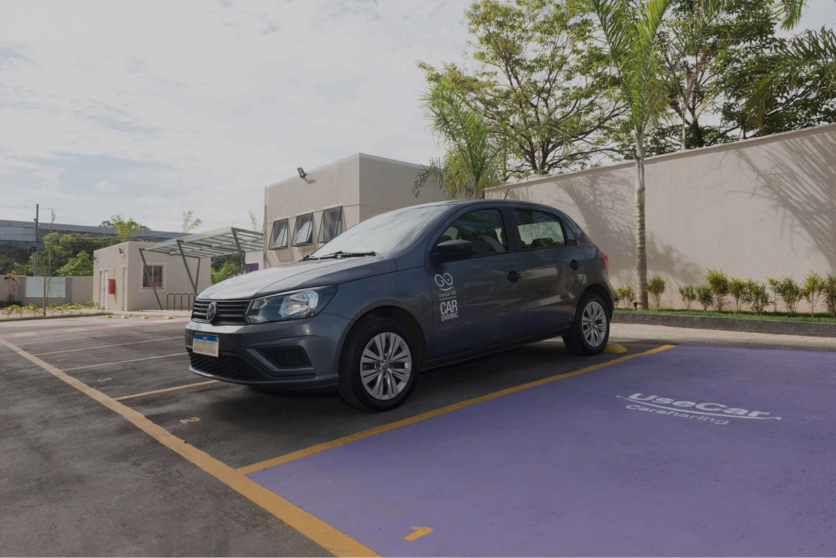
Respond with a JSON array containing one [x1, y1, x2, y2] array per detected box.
[[614, 307, 836, 324]]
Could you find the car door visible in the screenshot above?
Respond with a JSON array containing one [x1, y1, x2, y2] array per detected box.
[[428, 207, 526, 357], [512, 207, 586, 334]]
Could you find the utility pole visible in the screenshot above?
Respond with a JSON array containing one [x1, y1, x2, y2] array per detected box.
[[33, 204, 39, 276]]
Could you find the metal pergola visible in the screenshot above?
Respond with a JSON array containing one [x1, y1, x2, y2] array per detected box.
[[139, 227, 264, 310]]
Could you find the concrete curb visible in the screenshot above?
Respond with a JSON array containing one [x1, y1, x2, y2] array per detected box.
[[0, 312, 112, 323], [613, 311, 836, 338]]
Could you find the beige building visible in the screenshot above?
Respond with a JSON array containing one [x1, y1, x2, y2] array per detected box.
[[486, 123, 836, 310], [93, 241, 211, 311], [260, 153, 448, 268]]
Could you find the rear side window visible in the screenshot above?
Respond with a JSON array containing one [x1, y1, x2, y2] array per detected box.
[[514, 209, 566, 250], [437, 209, 507, 257]]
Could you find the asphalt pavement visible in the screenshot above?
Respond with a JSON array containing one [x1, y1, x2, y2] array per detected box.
[[1, 316, 834, 556]]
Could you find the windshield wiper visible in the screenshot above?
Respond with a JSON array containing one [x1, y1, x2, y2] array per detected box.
[[303, 251, 377, 261]]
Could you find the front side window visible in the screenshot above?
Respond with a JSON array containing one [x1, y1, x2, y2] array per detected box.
[[514, 209, 566, 250], [318, 206, 343, 243], [437, 209, 507, 257], [292, 213, 314, 246], [142, 265, 163, 289], [270, 218, 288, 249]]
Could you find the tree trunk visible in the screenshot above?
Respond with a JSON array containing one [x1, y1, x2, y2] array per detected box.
[[681, 116, 687, 151], [635, 132, 649, 310]]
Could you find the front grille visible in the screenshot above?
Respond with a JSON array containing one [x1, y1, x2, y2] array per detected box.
[[260, 347, 312, 369], [192, 299, 250, 324], [189, 350, 265, 382]]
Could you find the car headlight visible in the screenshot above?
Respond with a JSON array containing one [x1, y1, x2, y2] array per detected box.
[[245, 286, 337, 324]]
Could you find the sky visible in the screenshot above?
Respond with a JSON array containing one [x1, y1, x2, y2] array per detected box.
[[1, 0, 833, 233]]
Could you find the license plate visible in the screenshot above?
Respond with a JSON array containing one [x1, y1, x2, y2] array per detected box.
[[193, 333, 219, 357]]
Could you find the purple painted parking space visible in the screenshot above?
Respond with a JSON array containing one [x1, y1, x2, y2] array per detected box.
[[248, 346, 836, 556]]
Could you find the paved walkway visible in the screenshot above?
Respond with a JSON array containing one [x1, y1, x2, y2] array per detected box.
[[612, 323, 836, 351]]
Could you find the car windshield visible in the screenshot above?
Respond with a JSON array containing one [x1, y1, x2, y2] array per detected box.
[[309, 204, 450, 258]]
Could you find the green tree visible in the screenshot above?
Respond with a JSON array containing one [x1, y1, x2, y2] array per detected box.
[[33, 233, 120, 276], [746, 27, 836, 128], [621, 0, 835, 156], [413, 82, 504, 199], [56, 252, 94, 277], [660, 0, 726, 152], [110, 215, 145, 242], [419, 0, 620, 177], [590, 0, 674, 309]]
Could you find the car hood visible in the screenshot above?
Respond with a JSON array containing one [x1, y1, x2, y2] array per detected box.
[[197, 256, 397, 300]]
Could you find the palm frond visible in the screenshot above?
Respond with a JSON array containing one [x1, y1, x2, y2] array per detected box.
[[774, 0, 806, 31], [747, 27, 836, 123], [416, 82, 504, 199]]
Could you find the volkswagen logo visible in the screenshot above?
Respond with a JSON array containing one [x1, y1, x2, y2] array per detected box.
[[206, 301, 217, 322]]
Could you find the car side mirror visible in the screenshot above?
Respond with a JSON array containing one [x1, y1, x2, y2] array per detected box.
[[432, 239, 473, 263]]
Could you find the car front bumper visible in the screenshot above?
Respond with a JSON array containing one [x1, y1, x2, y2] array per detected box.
[[184, 311, 352, 393]]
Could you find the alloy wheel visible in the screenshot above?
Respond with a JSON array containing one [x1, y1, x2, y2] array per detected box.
[[582, 301, 607, 347], [360, 332, 412, 401]]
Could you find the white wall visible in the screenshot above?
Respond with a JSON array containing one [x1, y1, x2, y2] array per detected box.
[[93, 241, 211, 311], [486, 123, 836, 311], [262, 153, 447, 267]]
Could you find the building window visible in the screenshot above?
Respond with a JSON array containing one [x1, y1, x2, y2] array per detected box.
[[142, 265, 164, 289], [270, 218, 289, 249], [292, 213, 314, 246], [318, 206, 344, 243]]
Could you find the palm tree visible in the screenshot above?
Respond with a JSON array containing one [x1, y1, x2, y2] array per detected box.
[[182, 211, 203, 235], [211, 261, 238, 284], [590, 0, 674, 310], [747, 27, 836, 121], [413, 82, 504, 200]]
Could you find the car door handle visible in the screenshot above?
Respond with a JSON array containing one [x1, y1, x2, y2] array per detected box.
[[507, 270, 521, 283], [570, 260, 579, 270]]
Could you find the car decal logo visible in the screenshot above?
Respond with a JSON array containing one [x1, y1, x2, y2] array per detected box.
[[434, 273, 454, 292], [206, 301, 217, 322]]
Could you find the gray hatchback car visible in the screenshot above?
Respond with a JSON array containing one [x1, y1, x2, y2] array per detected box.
[[186, 200, 613, 411]]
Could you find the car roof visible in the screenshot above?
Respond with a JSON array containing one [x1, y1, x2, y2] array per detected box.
[[436, 198, 566, 214]]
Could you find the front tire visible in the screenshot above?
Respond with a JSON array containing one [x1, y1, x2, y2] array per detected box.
[[338, 317, 419, 412], [563, 293, 610, 356]]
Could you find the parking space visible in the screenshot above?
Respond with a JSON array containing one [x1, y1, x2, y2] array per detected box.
[[2, 317, 835, 556]]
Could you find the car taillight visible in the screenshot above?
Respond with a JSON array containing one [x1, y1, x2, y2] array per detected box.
[[602, 252, 609, 273]]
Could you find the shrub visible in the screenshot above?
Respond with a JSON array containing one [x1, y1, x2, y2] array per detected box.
[[26, 304, 40, 317], [767, 277, 780, 312], [775, 277, 801, 315], [678, 285, 697, 310], [706, 269, 730, 311], [645, 277, 666, 310], [729, 277, 750, 312], [824, 275, 836, 319], [747, 281, 770, 314], [696, 285, 713, 311], [10, 304, 24, 318], [614, 285, 634, 309], [2, 306, 13, 317], [801, 272, 825, 318]]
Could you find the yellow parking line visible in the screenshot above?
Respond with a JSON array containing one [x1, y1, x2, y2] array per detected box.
[[238, 344, 677, 475], [114, 380, 220, 401], [61, 353, 187, 372], [0, 338, 377, 558], [33, 336, 182, 356]]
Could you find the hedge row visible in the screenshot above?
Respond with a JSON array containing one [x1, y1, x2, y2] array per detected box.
[[614, 270, 836, 318]]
